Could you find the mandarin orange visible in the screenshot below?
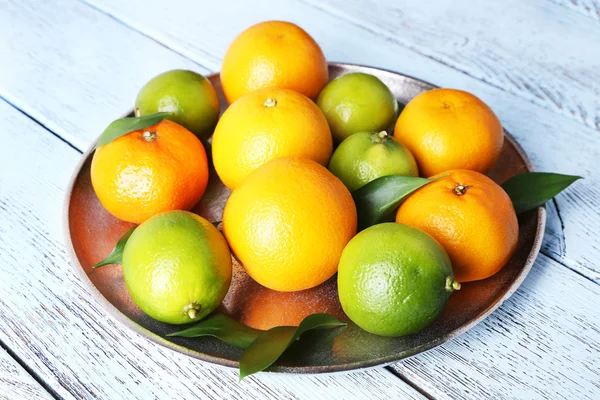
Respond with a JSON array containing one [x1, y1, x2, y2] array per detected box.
[[395, 169, 518, 282], [394, 88, 503, 177], [220, 21, 328, 104], [222, 157, 356, 292], [91, 120, 209, 224], [212, 88, 332, 189]]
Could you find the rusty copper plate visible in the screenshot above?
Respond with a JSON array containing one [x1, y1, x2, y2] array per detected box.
[[63, 63, 546, 374]]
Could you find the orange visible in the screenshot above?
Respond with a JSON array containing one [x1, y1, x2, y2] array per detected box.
[[91, 120, 209, 224], [212, 88, 332, 189], [220, 21, 328, 104], [228, 277, 346, 330], [395, 169, 518, 282], [222, 157, 357, 292], [394, 88, 503, 177]]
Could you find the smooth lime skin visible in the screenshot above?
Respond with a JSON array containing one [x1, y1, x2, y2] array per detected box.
[[317, 73, 399, 143], [135, 70, 220, 141], [122, 211, 232, 325], [328, 131, 419, 192], [338, 223, 455, 337]]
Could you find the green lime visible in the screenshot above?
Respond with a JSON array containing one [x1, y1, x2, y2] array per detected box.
[[337, 223, 459, 337], [122, 210, 232, 324], [317, 72, 399, 143], [328, 130, 418, 191], [135, 70, 220, 140]]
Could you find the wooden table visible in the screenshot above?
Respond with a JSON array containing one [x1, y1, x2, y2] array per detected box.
[[1, 1, 599, 399]]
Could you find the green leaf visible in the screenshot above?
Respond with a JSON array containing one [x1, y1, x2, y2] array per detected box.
[[95, 112, 171, 148], [211, 220, 222, 228], [92, 227, 136, 269], [352, 175, 435, 231], [239, 314, 346, 380], [501, 172, 582, 214], [166, 314, 263, 349]]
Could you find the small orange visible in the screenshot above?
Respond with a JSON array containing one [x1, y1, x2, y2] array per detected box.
[[395, 169, 518, 282], [212, 87, 332, 189], [394, 88, 503, 177], [228, 277, 346, 330], [220, 21, 328, 104], [222, 157, 357, 292], [91, 120, 209, 224]]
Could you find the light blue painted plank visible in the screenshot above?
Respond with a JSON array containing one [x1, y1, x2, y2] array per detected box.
[[0, 0, 203, 151], [303, 0, 600, 130], [0, 347, 52, 400], [392, 252, 600, 399], [549, 0, 600, 21]]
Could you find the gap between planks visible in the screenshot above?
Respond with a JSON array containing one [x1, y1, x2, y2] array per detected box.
[[0, 339, 60, 400]]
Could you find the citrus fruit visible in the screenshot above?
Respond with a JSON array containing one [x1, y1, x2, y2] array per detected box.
[[221, 21, 328, 104], [230, 277, 346, 330], [91, 120, 209, 224], [222, 157, 357, 292], [328, 130, 418, 192], [317, 72, 399, 143], [337, 222, 459, 337], [393, 88, 503, 177], [395, 169, 519, 282], [122, 211, 232, 325], [135, 70, 220, 141], [212, 88, 332, 189]]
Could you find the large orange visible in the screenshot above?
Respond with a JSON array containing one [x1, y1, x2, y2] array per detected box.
[[394, 88, 503, 177], [220, 21, 328, 104], [395, 169, 518, 282], [212, 87, 332, 189], [91, 120, 209, 224], [222, 157, 357, 292]]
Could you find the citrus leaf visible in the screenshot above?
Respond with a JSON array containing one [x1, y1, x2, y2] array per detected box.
[[166, 314, 263, 349], [95, 112, 171, 148], [352, 175, 434, 231], [501, 172, 582, 214], [92, 227, 136, 269], [239, 314, 346, 380]]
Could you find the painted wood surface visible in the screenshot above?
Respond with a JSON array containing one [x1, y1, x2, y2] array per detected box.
[[0, 98, 425, 399], [0, 0, 596, 281], [0, 0, 598, 398], [549, 0, 600, 20], [0, 347, 52, 400]]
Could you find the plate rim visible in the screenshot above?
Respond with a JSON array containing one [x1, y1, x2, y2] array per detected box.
[[62, 62, 546, 374]]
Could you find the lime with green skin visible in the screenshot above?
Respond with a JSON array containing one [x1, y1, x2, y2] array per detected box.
[[328, 130, 419, 192], [135, 70, 220, 141], [337, 222, 460, 337], [317, 72, 399, 143], [122, 210, 232, 324]]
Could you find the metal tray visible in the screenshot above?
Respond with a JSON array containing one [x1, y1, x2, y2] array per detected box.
[[63, 63, 546, 374]]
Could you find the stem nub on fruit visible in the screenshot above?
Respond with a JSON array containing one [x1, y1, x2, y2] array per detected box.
[[143, 130, 158, 142], [264, 97, 277, 108], [371, 130, 389, 144], [445, 276, 461, 292], [453, 183, 471, 196], [184, 303, 201, 319]]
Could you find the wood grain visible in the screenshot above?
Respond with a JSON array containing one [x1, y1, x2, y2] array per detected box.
[[0, 0, 598, 398], [85, 0, 600, 131], [1, 0, 597, 282], [392, 252, 600, 399], [0, 347, 52, 400], [0, 98, 425, 399], [549, 0, 600, 20], [306, 0, 600, 130]]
